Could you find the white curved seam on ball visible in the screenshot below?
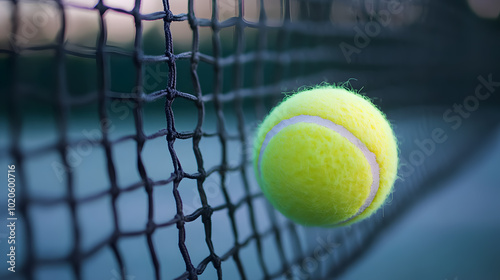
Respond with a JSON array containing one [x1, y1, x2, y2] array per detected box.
[[258, 115, 380, 224]]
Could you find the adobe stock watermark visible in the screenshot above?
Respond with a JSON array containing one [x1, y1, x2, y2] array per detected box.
[[339, 0, 407, 63], [289, 232, 341, 279], [183, 176, 222, 215], [219, 0, 238, 18], [10, 3, 57, 49], [399, 74, 499, 178], [110, 269, 135, 280], [182, 120, 262, 214], [51, 64, 167, 182]]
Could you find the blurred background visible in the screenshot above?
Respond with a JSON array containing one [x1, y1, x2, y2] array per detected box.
[[0, 0, 499, 279]]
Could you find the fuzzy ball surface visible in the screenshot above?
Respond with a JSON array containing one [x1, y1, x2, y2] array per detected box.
[[253, 86, 398, 226]]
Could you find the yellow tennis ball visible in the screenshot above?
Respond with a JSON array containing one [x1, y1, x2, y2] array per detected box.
[[253, 86, 398, 226]]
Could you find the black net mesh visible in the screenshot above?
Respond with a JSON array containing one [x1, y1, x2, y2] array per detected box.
[[1, 0, 500, 279]]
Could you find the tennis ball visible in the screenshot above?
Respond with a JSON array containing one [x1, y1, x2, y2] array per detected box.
[[253, 86, 398, 227]]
